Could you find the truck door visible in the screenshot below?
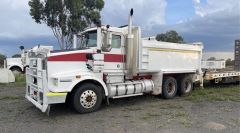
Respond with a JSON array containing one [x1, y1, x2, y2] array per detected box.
[[103, 32, 124, 71]]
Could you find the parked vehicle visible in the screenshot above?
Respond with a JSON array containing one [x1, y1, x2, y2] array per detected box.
[[25, 9, 204, 113], [201, 60, 226, 70], [201, 44, 240, 84], [6, 45, 53, 74], [20, 45, 53, 69], [6, 57, 24, 74]]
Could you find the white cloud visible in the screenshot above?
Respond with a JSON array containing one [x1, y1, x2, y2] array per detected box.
[[0, 0, 52, 38], [194, 0, 201, 4], [149, 0, 240, 52], [0, 0, 167, 39], [194, 0, 240, 17], [101, 0, 167, 30], [0, 0, 238, 54]]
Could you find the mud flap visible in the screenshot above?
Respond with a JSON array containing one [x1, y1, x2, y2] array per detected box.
[[152, 71, 163, 95]]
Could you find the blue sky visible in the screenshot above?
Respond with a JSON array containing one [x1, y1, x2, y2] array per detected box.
[[166, 0, 196, 24], [0, 0, 239, 57]]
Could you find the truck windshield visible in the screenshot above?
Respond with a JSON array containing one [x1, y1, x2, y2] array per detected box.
[[79, 30, 97, 48]]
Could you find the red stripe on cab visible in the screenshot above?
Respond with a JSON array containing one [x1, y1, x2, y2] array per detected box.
[[48, 53, 125, 63], [104, 54, 125, 62], [48, 53, 88, 62]]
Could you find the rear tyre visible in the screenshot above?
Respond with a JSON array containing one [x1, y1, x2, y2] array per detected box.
[[179, 75, 193, 96], [162, 77, 178, 99], [72, 83, 103, 113]]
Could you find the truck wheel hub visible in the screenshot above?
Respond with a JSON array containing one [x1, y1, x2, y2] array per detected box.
[[80, 90, 97, 109], [86, 96, 92, 102], [167, 83, 175, 95]]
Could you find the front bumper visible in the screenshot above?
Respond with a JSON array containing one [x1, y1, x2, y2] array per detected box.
[[25, 92, 67, 113]]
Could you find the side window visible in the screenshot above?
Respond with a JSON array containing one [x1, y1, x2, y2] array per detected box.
[[111, 34, 121, 48]]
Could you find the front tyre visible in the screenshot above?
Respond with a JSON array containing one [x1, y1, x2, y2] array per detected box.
[[72, 84, 103, 113]]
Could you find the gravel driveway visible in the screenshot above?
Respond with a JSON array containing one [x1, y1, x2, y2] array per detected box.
[[0, 85, 239, 133]]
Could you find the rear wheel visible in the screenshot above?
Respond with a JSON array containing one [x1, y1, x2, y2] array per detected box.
[[72, 83, 103, 113], [178, 75, 193, 96], [162, 77, 178, 99]]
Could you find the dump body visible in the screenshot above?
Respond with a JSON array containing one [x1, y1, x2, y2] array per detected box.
[[139, 40, 203, 74]]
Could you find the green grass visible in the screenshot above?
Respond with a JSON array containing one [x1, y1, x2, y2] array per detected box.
[[185, 84, 240, 102], [0, 74, 26, 87]]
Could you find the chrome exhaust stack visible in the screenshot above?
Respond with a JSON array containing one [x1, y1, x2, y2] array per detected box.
[[126, 8, 136, 79], [73, 35, 77, 49], [96, 23, 102, 50]]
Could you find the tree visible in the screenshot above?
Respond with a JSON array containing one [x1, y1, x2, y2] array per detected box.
[[0, 53, 6, 68], [207, 57, 216, 61], [155, 30, 184, 43], [226, 58, 234, 66], [29, 0, 104, 49], [12, 54, 21, 58]]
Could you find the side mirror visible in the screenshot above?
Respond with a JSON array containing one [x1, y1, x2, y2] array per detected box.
[[102, 32, 112, 52]]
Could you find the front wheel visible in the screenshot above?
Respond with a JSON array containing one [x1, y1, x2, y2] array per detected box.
[[72, 84, 103, 113]]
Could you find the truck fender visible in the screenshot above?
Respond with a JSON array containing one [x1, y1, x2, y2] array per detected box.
[[68, 75, 109, 97], [9, 65, 23, 72]]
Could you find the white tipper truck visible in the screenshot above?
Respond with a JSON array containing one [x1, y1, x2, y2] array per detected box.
[[6, 57, 24, 74], [6, 45, 53, 74], [25, 9, 203, 113], [20, 45, 53, 70]]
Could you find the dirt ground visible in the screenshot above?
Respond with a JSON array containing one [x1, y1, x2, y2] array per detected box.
[[0, 84, 239, 133]]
